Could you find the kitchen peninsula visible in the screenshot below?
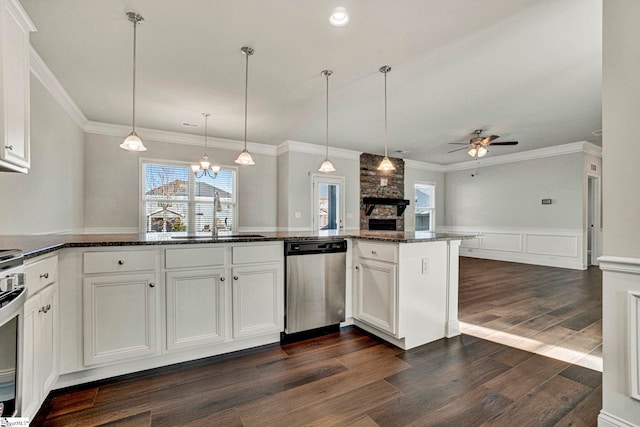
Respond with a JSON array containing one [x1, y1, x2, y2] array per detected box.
[[4, 230, 474, 419]]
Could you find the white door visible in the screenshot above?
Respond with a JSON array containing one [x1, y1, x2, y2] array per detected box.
[[356, 258, 398, 335], [166, 268, 226, 350], [312, 175, 345, 232], [232, 264, 282, 338], [83, 273, 158, 366]]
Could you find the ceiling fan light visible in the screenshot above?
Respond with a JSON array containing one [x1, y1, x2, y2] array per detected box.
[[477, 146, 488, 157], [319, 158, 336, 173], [467, 147, 478, 157], [235, 149, 255, 165], [120, 131, 147, 151], [377, 156, 396, 171]]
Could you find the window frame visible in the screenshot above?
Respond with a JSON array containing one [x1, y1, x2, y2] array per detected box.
[[139, 158, 238, 234], [413, 181, 435, 232]]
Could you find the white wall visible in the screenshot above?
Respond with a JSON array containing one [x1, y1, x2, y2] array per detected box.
[[443, 152, 588, 269], [599, 1, 640, 426], [0, 76, 84, 235], [83, 133, 277, 232], [404, 165, 445, 231], [277, 149, 360, 230]]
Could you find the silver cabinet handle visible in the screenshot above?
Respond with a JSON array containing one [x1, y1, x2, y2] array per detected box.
[[233, 276, 239, 280], [149, 282, 155, 288], [220, 277, 225, 282], [46, 304, 51, 312], [40, 273, 49, 279], [371, 250, 377, 255], [118, 260, 125, 265], [355, 265, 359, 270], [39, 304, 51, 314], [5, 145, 13, 150]]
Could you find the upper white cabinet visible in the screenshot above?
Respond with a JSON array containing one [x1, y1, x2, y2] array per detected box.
[[0, 0, 35, 173]]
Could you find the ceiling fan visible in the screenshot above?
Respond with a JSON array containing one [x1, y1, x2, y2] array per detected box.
[[448, 129, 519, 158]]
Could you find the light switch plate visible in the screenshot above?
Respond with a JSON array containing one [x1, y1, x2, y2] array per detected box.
[[380, 178, 388, 187], [422, 258, 430, 274], [294, 211, 302, 219]]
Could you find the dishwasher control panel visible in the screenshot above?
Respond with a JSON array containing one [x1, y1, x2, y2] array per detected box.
[[285, 239, 347, 256]]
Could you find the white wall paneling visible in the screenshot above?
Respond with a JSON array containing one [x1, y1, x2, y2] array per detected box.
[[628, 290, 640, 401], [441, 226, 584, 270]]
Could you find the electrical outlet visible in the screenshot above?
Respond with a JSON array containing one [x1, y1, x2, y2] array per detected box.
[[380, 178, 388, 187], [421, 258, 430, 275], [294, 211, 302, 219]]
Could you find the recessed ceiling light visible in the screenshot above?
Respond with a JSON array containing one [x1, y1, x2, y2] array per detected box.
[[329, 7, 349, 27]]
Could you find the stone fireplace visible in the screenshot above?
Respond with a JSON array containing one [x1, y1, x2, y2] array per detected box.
[[359, 153, 407, 231]]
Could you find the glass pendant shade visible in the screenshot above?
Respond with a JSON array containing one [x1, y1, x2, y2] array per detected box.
[[235, 148, 255, 166], [377, 156, 395, 171], [477, 146, 488, 157], [468, 147, 478, 157], [121, 12, 147, 152], [120, 131, 146, 151], [319, 159, 336, 173]]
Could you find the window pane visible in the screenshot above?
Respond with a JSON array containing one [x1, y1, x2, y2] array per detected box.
[[145, 164, 190, 201], [416, 212, 431, 231], [145, 201, 188, 233], [319, 183, 339, 230], [195, 203, 234, 233], [415, 184, 434, 211], [196, 169, 234, 202]]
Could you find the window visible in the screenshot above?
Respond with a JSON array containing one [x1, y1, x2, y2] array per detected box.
[[141, 160, 237, 234], [414, 182, 435, 231]]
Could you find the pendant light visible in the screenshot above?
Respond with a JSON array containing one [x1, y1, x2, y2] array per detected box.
[[120, 12, 147, 152], [235, 46, 255, 166], [377, 65, 395, 171], [191, 113, 220, 178], [318, 70, 336, 173]]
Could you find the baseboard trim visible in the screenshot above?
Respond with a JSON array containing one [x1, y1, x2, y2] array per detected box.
[[460, 248, 585, 270], [598, 410, 638, 427]]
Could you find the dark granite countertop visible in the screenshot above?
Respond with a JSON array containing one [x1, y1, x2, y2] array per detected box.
[[0, 231, 478, 259]]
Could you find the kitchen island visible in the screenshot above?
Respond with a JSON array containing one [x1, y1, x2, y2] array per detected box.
[[3, 230, 475, 418]]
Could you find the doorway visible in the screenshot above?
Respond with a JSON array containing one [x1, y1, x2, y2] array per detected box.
[[311, 175, 345, 232], [587, 175, 601, 266]]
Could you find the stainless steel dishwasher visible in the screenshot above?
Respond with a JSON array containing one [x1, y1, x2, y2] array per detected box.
[[285, 239, 347, 334]]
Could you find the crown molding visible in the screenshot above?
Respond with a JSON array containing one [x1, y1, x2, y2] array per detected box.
[[443, 141, 602, 172], [277, 140, 361, 160], [404, 159, 447, 173], [6, 0, 36, 33], [84, 121, 278, 156], [29, 45, 88, 129]]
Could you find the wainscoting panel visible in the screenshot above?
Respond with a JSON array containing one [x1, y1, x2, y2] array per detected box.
[[438, 226, 585, 270], [526, 234, 578, 257]]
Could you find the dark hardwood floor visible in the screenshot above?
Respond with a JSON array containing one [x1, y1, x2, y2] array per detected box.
[[32, 258, 602, 426]]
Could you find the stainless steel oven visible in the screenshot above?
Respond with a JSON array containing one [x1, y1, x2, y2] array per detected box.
[[0, 250, 25, 417]]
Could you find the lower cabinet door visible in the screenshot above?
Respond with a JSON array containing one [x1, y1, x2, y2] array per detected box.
[[232, 263, 283, 339], [20, 294, 40, 418], [356, 258, 398, 335], [83, 273, 158, 366], [37, 283, 58, 398], [166, 268, 226, 351]]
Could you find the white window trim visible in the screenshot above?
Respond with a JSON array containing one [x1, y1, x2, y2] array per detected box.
[[414, 180, 435, 232], [139, 157, 238, 233]]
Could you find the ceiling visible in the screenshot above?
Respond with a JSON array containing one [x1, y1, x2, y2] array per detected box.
[[20, 0, 602, 165]]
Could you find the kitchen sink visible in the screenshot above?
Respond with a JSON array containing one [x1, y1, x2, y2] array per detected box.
[[171, 234, 265, 240]]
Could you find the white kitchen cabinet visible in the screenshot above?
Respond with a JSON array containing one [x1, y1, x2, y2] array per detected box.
[[232, 263, 283, 339], [355, 258, 398, 335], [21, 282, 58, 420], [0, 0, 35, 173], [165, 268, 226, 351], [83, 272, 158, 366]]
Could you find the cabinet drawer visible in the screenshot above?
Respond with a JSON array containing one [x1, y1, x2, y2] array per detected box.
[[25, 255, 58, 294], [165, 247, 225, 269], [84, 250, 156, 274], [356, 242, 398, 263], [232, 244, 282, 265]]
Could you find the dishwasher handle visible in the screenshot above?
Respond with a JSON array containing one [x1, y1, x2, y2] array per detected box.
[[285, 239, 347, 256]]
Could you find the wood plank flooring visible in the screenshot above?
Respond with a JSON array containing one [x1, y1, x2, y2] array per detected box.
[[31, 258, 602, 426], [458, 257, 602, 371]]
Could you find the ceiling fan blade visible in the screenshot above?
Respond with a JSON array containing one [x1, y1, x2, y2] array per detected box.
[[487, 135, 500, 142], [448, 142, 468, 145], [489, 141, 518, 146], [447, 146, 469, 153]]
